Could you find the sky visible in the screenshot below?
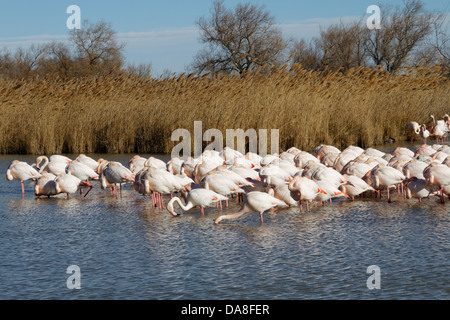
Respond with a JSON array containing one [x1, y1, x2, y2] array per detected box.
[[0, 0, 448, 75]]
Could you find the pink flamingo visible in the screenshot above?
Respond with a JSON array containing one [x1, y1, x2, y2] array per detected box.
[[167, 188, 228, 216], [288, 175, 327, 212], [214, 191, 286, 224], [6, 160, 42, 196]]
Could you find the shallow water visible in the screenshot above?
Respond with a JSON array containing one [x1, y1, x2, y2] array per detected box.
[[0, 145, 449, 300]]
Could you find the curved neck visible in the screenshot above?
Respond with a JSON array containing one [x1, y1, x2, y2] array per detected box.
[[215, 204, 251, 224], [38, 156, 49, 173], [168, 197, 194, 213]]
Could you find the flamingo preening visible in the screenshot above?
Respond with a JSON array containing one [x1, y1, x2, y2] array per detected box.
[[6, 160, 42, 196]]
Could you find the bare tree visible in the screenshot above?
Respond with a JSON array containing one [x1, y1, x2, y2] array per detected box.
[[428, 11, 450, 74], [126, 62, 152, 78], [291, 38, 322, 71], [363, 0, 437, 73], [39, 42, 74, 79], [316, 20, 368, 72], [69, 20, 125, 76], [0, 44, 48, 79], [191, 0, 287, 75]]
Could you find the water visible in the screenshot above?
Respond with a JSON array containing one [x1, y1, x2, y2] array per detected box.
[[0, 148, 449, 300]]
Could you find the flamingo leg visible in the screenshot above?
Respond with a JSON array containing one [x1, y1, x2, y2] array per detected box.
[[159, 193, 165, 209], [21, 181, 25, 197], [260, 213, 264, 224], [387, 187, 391, 203], [200, 207, 204, 215], [83, 184, 93, 198], [306, 200, 310, 212]]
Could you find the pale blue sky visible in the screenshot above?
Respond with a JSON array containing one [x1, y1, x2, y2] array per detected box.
[[0, 0, 448, 75]]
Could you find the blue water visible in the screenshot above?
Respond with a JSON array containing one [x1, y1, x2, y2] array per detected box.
[[0, 152, 448, 300]]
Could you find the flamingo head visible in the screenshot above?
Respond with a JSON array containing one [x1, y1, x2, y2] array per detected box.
[[166, 201, 179, 217]]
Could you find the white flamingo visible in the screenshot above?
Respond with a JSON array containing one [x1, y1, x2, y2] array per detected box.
[[36, 156, 70, 176], [288, 175, 327, 212], [6, 160, 42, 196], [167, 188, 228, 216], [214, 191, 287, 224]]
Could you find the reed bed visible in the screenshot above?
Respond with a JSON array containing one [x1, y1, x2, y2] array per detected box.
[[0, 64, 448, 155]]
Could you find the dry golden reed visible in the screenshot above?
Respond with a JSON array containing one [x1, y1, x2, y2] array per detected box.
[[0, 64, 448, 155]]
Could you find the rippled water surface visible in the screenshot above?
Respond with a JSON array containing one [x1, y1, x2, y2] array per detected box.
[[0, 148, 449, 300]]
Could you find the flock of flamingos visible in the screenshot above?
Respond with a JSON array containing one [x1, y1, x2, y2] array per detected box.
[[5, 114, 450, 224]]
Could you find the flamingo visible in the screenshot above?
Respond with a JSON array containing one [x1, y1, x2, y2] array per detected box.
[[214, 191, 287, 224], [99, 161, 135, 199], [139, 167, 187, 209], [339, 174, 375, 200], [404, 177, 434, 203], [66, 159, 99, 182], [34, 172, 58, 197], [267, 184, 298, 207], [314, 145, 341, 161], [6, 160, 42, 196], [128, 155, 147, 173], [49, 155, 72, 163], [423, 163, 450, 203], [75, 154, 99, 171], [143, 157, 166, 170], [420, 124, 430, 145], [362, 164, 406, 202], [430, 115, 448, 144], [35, 155, 70, 176], [315, 179, 350, 204], [56, 173, 93, 198], [167, 188, 228, 216], [288, 175, 327, 212], [405, 121, 421, 143], [201, 172, 246, 208], [402, 159, 428, 180]]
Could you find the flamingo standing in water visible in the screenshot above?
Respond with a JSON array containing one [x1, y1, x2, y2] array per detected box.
[[201, 172, 246, 208], [167, 188, 228, 216], [99, 161, 135, 199], [267, 184, 298, 207], [404, 177, 434, 203], [423, 163, 450, 203], [6, 160, 42, 196], [34, 172, 58, 197], [362, 164, 406, 203], [339, 174, 375, 201], [56, 173, 93, 198], [405, 121, 421, 143], [214, 191, 286, 224], [288, 175, 327, 212], [419, 124, 430, 145], [430, 115, 448, 144]]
